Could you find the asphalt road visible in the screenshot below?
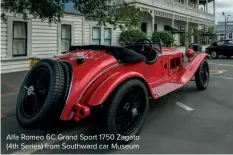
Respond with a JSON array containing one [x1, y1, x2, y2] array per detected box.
[[1, 57, 233, 154]]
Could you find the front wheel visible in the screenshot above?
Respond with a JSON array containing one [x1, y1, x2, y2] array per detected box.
[[195, 60, 209, 90], [103, 79, 149, 143]]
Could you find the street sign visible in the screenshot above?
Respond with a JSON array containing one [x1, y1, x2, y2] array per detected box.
[[227, 25, 231, 31]]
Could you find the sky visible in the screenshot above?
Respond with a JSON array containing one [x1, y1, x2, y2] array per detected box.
[[215, 0, 233, 23]]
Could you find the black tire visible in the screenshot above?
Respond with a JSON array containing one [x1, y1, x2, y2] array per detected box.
[[195, 60, 209, 91], [227, 55, 231, 59], [58, 61, 72, 116], [210, 51, 218, 59], [103, 79, 149, 143], [16, 59, 66, 129]]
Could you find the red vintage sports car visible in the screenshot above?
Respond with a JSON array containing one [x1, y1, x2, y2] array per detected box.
[[16, 39, 209, 142]]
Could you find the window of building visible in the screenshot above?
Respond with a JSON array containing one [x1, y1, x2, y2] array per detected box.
[[92, 27, 101, 45], [164, 25, 170, 31], [104, 28, 111, 46], [13, 21, 27, 57], [141, 23, 147, 33], [61, 24, 71, 53]]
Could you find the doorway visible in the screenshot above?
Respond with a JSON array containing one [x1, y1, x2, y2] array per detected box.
[[141, 23, 147, 33]]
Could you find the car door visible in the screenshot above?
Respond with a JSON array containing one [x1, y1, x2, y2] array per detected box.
[[223, 41, 233, 56], [124, 44, 163, 83], [161, 55, 169, 78], [217, 41, 227, 55]]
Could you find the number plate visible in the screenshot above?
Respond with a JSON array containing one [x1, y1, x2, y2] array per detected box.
[[29, 59, 40, 68]]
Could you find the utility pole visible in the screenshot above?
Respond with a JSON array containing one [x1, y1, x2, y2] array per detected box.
[[225, 15, 227, 39], [223, 12, 231, 39]]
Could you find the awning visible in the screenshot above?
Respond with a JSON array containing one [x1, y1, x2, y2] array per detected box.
[[201, 32, 216, 36], [166, 26, 185, 34]]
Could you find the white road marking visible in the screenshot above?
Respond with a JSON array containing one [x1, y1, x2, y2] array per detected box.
[[10, 127, 86, 154], [210, 70, 227, 75], [211, 75, 233, 80], [176, 101, 194, 111], [209, 62, 233, 67]]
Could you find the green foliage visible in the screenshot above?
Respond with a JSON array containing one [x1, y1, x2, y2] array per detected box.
[[115, 6, 143, 30], [1, 0, 143, 29], [193, 29, 204, 44], [119, 29, 147, 42], [151, 31, 174, 46], [151, 31, 160, 42], [184, 27, 192, 46]]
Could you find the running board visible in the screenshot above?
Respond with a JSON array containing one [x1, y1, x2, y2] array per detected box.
[[152, 83, 183, 97]]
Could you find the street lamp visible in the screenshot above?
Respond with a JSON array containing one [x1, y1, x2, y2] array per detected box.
[[223, 12, 231, 39]]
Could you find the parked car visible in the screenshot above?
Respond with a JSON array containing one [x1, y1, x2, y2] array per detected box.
[[16, 39, 209, 143], [205, 39, 233, 59]]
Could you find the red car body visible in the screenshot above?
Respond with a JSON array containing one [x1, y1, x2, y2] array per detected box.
[[56, 46, 208, 122]]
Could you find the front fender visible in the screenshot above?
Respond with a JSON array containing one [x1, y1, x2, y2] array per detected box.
[[178, 53, 209, 84], [87, 71, 147, 106]]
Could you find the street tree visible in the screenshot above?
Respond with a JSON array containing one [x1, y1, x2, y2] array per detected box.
[[1, 0, 143, 29]]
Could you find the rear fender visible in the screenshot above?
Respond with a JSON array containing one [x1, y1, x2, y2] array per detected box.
[[178, 53, 209, 84], [87, 72, 151, 106]]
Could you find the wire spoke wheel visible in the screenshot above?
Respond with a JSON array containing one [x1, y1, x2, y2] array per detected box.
[[200, 63, 209, 86], [22, 68, 50, 118], [195, 60, 209, 91], [115, 87, 145, 135]]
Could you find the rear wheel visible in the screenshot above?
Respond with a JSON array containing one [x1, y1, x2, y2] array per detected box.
[[16, 59, 70, 129], [195, 60, 209, 91], [227, 55, 232, 59], [103, 79, 149, 143]]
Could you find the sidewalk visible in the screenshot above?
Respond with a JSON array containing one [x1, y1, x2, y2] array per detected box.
[[1, 71, 28, 117]]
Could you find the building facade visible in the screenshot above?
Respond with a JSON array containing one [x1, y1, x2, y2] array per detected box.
[[215, 21, 233, 41], [0, 13, 122, 73], [0, 0, 215, 73], [127, 0, 215, 45]]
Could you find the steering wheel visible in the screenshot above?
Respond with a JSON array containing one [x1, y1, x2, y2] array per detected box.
[[134, 39, 153, 59]]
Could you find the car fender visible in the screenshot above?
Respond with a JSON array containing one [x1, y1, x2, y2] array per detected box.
[[87, 71, 150, 106], [178, 53, 209, 84]]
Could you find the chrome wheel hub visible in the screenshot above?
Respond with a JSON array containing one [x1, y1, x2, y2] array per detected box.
[[211, 52, 217, 58], [131, 108, 138, 117], [25, 85, 35, 96]]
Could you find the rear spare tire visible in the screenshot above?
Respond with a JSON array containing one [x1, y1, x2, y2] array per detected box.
[[16, 59, 67, 129]]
